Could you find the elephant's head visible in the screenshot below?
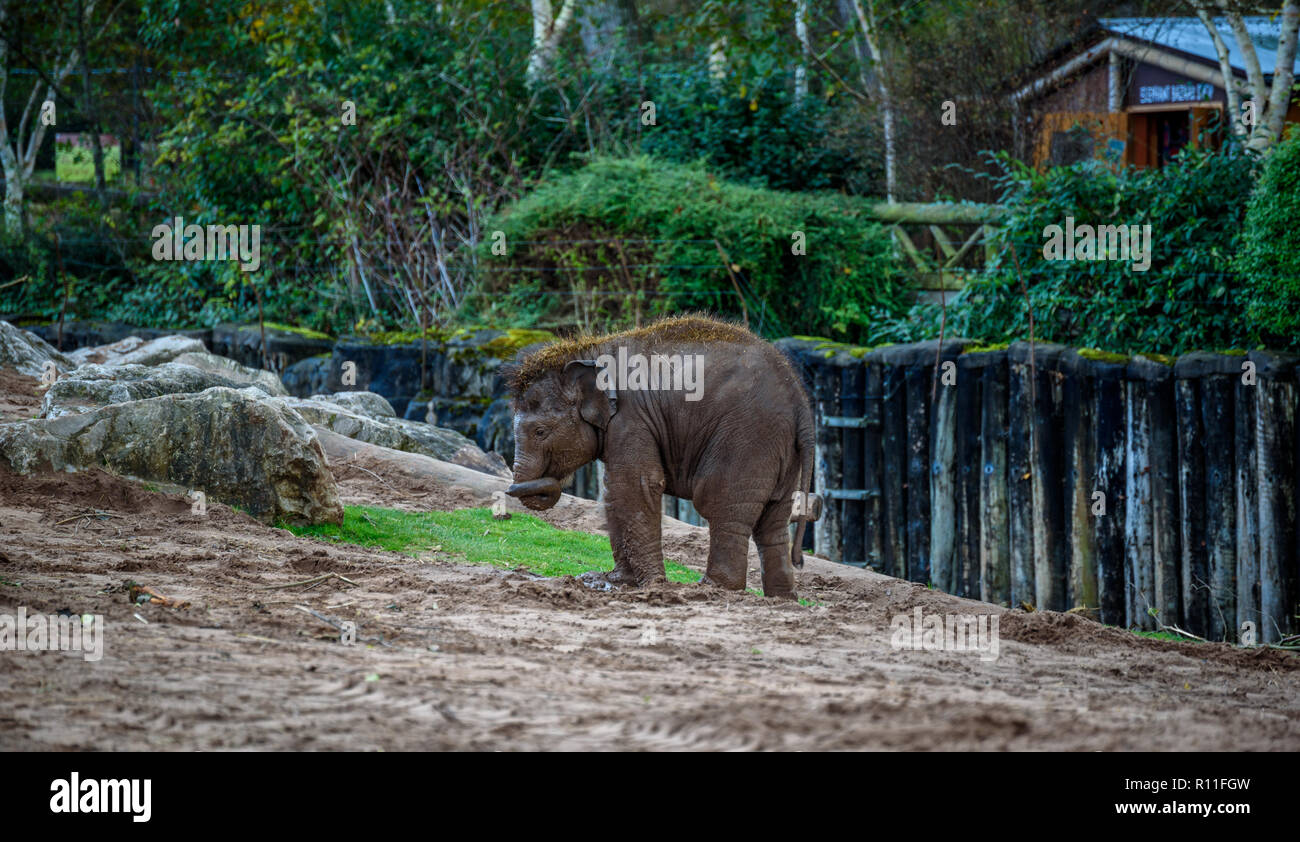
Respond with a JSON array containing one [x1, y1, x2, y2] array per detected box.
[[506, 359, 612, 511]]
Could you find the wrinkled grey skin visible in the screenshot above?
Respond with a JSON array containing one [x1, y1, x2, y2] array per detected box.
[[506, 330, 813, 598]]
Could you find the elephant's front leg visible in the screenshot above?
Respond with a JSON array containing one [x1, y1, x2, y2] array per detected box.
[[604, 466, 666, 586]]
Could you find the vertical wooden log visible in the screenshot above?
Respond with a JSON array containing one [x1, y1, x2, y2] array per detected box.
[[1251, 351, 1299, 643], [813, 354, 842, 562], [1125, 357, 1155, 630], [1235, 377, 1259, 642], [1174, 355, 1210, 637], [880, 358, 908, 579], [905, 362, 932, 584], [956, 352, 985, 598], [978, 350, 1010, 606], [1201, 374, 1236, 641], [930, 353, 959, 594], [862, 358, 885, 571], [1091, 356, 1128, 626], [1146, 360, 1181, 630], [840, 360, 866, 567], [1007, 342, 1036, 607], [1025, 343, 1068, 612], [1061, 351, 1097, 617]]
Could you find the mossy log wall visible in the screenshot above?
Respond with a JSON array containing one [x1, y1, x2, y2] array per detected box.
[[777, 337, 1299, 639]]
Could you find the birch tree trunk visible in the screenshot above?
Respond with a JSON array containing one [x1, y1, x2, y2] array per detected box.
[[527, 0, 579, 87], [794, 0, 810, 104], [848, 0, 896, 200], [1193, 2, 1300, 151], [1191, 2, 1245, 136]]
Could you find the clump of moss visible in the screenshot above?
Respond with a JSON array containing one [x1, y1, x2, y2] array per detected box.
[[481, 328, 557, 359], [358, 327, 451, 346], [506, 314, 754, 394], [260, 322, 333, 341], [1217, 348, 1248, 356], [964, 342, 1009, 354], [1078, 347, 1129, 364], [1137, 352, 1175, 366]]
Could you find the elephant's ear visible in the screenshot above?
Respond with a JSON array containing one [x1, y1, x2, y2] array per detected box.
[[563, 359, 612, 430]]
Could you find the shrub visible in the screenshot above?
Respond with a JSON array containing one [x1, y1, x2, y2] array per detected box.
[[475, 156, 908, 342], [1235, 129, 1300, 347], [907, 147, 1261, 354]]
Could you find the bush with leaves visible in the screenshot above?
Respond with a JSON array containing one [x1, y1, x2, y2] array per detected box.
[[477, 156, 906, 341], [897, 148, 1261, 354], [1235, 129, 1300, 347]]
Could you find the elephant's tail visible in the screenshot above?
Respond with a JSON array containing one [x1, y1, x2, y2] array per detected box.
[[790, 390, 815, 570]]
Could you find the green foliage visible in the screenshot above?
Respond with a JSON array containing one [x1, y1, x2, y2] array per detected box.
[[1236, 129, 1300, 346], [479, 156, 907, 342], [286, 504, 701, 583], [637, 64, 879, 193], [901, 148, 1262, 354], [55, 144, 122, 184]]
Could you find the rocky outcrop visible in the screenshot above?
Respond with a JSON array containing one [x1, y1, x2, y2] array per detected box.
[[41, 361, 285, 419], [0, 386, 342, 525], [0, 320, 73, 378], [266, 392, 509, 478]]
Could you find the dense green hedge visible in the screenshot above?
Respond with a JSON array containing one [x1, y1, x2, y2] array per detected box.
[[474, 156, 908, 341], [911, 147, 1264, 354], [1236, 129, 1300, 345]]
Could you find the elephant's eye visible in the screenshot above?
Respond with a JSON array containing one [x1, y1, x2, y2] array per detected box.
[[533, 426, 549, 439]]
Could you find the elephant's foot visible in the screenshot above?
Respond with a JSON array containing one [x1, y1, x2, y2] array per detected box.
[[699, 573, 745, 591], [606, 563, 640, 585]]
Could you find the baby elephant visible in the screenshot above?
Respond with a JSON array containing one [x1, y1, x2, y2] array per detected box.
[[504, 315, 815, 598]]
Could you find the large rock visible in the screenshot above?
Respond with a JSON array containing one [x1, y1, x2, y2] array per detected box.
[[0, 320, 73, 378], [171, 351, 288, 396], [41, 362, 285, 419], [268, 393, 509, 478], [115, 335, 209, 366], [67, 335, 147, 365], [311, 390, 396, 419], [0, 386, 342, 525], [65, 333, 209, 368], [282, 355, 332, 398]]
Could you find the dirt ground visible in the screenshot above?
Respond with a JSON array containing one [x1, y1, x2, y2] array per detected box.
[[1, 369, 1298, 751]]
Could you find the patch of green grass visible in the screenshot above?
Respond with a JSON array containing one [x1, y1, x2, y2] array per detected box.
[[56, 143, 121, 183], [1127, 629, 1201, 643], [283, 505, 701, 583]]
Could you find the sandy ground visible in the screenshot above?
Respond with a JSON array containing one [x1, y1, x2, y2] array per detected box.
[[1, 368, 1298, 751]]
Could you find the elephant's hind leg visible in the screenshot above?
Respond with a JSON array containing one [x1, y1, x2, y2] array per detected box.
[[699, 502, 762, 591], [754, 498, 797, 599]]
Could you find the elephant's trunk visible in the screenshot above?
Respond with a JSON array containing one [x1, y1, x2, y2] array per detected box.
[[505, 476, 562, 510]]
